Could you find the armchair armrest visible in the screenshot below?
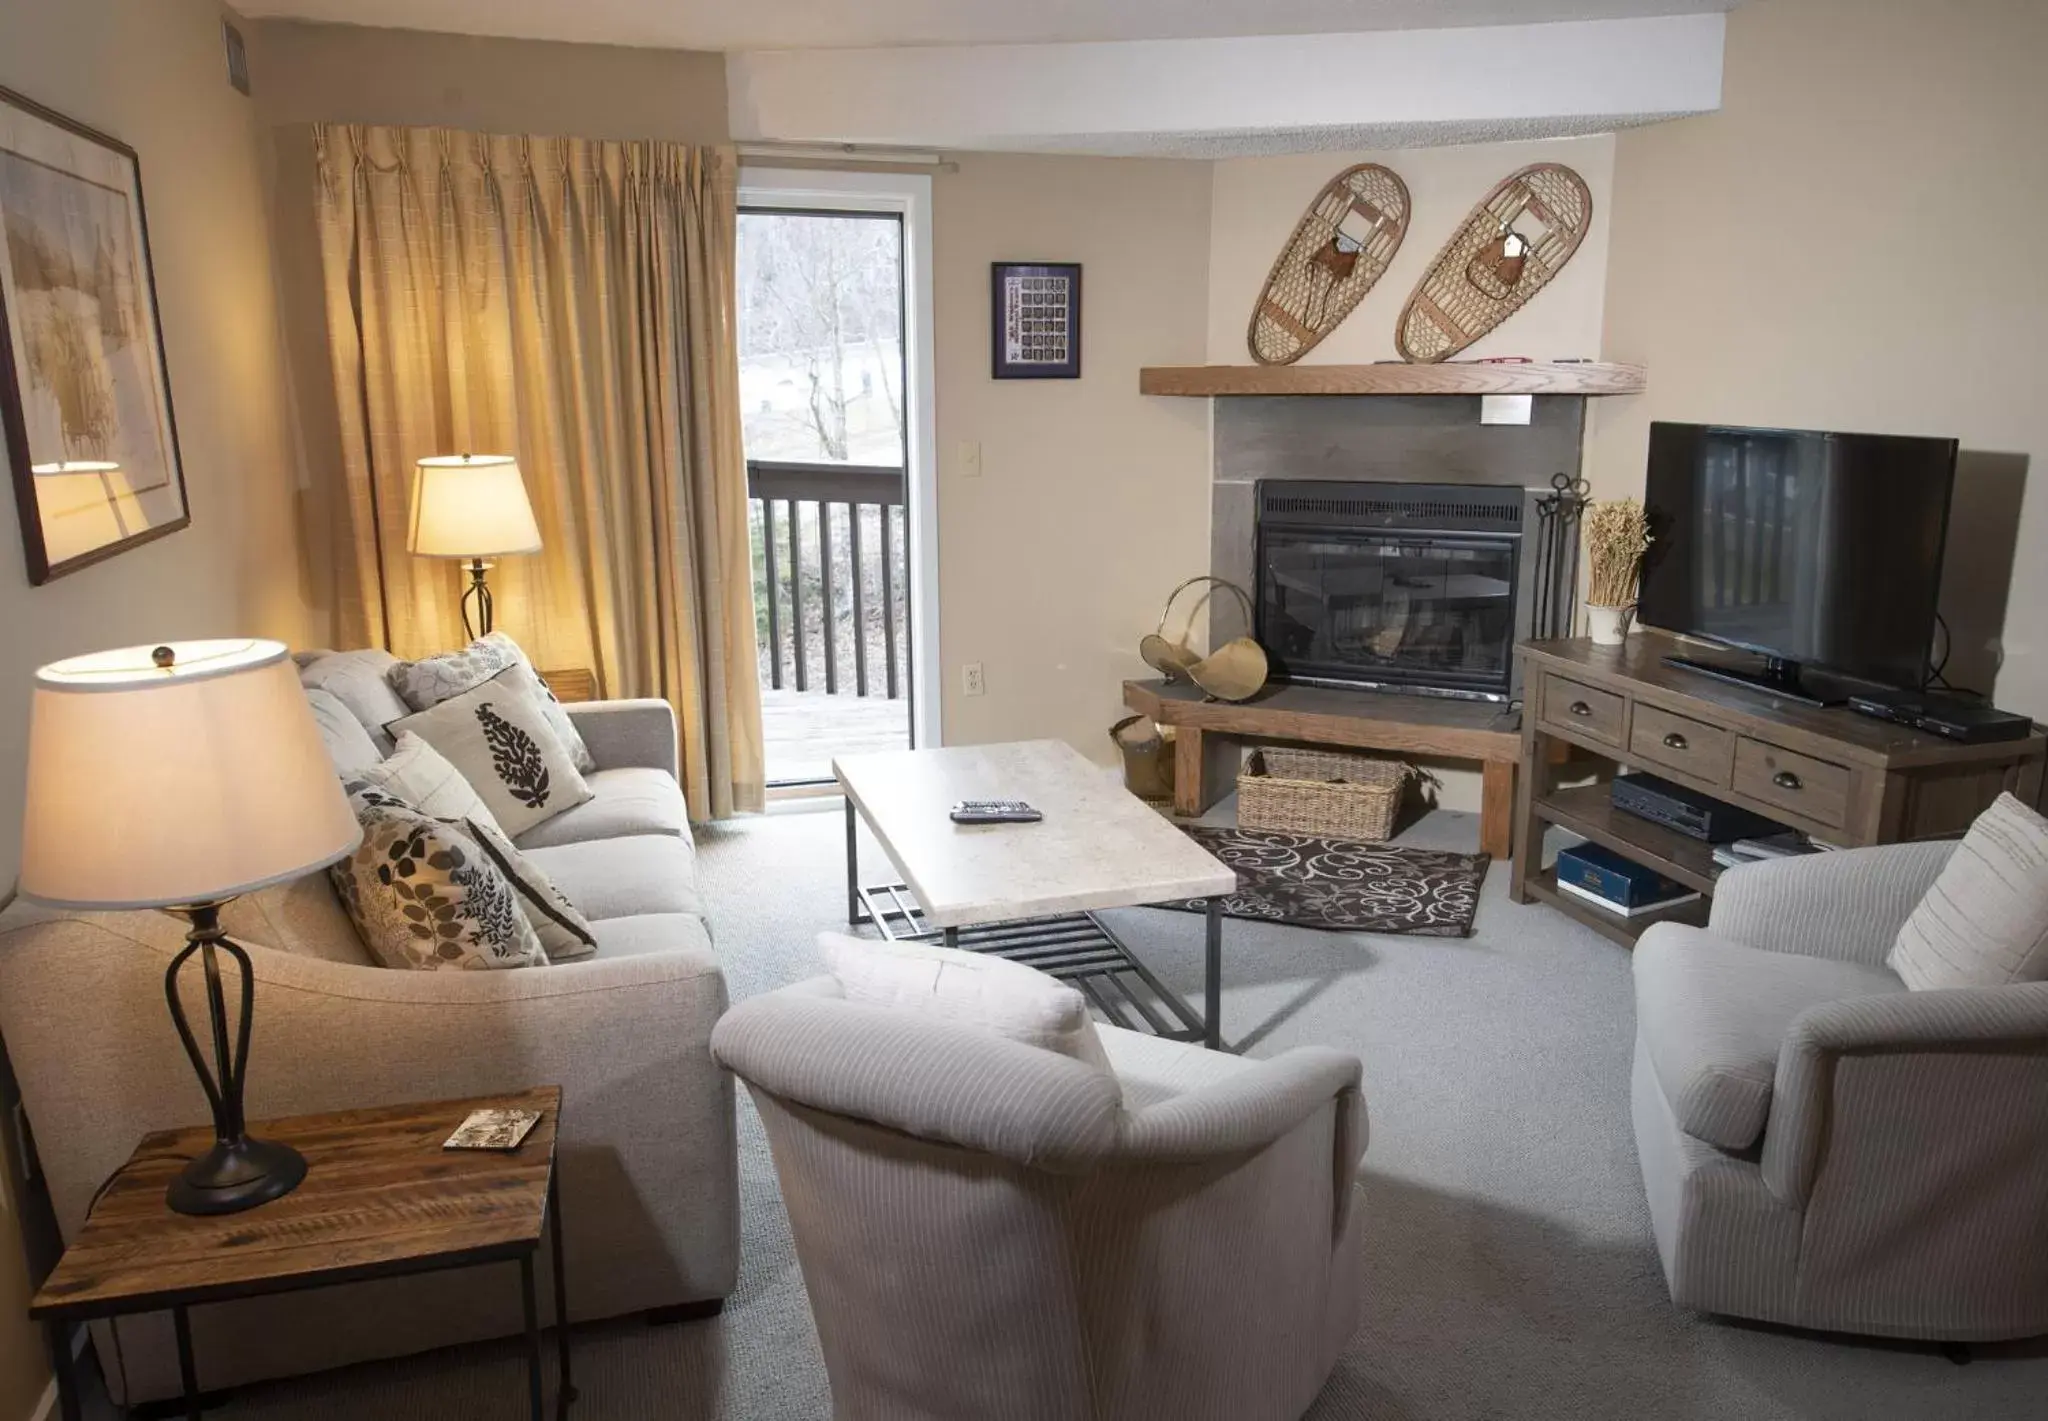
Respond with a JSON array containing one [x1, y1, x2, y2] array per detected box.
[[566, 698, 678, 778], [1708, 841, 1955, 966], [710, 988, 1122, 1172], [1761, 981, 2048, 1205]]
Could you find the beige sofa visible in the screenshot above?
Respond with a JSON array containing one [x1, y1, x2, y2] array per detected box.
[[0, 649, 737, 1405], [713, 976, 1368, 1421]]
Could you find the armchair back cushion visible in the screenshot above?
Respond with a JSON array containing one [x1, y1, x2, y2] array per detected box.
[[1888, 793, 2048, 991]]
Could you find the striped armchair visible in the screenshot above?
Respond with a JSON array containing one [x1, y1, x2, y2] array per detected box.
[[1631, 841, 2048, 1341], [712, 977, 1367, 1420]]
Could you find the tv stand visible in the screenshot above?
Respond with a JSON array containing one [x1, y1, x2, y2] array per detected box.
[[1662, 653, 1843, 707]]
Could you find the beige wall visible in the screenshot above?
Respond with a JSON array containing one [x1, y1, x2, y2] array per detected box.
[[1591, 0, 2048, 714], [1207, 135, 1616, 365], [933, 153, 1213, 758], [248, 20, 728, 141], [0, 0, 319, 1413]]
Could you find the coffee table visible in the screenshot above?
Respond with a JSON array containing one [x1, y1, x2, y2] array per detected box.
[[835, 739, 1238, 1048]]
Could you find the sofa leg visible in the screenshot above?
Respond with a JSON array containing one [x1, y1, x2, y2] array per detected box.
[[1941, 1342, 1973, 1367], [645, 1297, 726, 1327]]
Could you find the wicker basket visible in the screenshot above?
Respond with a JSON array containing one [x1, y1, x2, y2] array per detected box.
[[1237, 748, 1412, 841]]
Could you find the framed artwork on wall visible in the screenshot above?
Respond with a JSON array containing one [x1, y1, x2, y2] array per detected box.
[[0, 84, 188, 585], [990, 261, 1081, 379]]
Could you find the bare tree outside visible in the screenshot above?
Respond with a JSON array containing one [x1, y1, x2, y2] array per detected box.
[[737, 210, 912, 782]]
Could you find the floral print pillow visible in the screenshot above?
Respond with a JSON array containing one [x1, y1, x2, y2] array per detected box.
[[330, 793, 547, 971], [386, 633, 596, 773]]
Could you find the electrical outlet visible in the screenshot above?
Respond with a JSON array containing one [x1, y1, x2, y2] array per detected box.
[[962, 662, 986, 697], [957, 441, 983, 479]]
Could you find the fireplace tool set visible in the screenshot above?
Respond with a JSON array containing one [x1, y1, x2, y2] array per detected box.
[[1529, 471, 1590, 642]]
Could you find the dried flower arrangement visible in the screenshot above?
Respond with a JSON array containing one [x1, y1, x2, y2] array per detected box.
[[1583, 498, 1653, 608]]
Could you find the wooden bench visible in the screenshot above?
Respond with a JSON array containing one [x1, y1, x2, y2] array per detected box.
[[1123, 678, 1523, 858]]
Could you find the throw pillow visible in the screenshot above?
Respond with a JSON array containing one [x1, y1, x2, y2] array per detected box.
[[387, 669, 594, 839], [818, 932, 1115, 1078], [330, 798, 546, 970], [463, 815, 599, 962], [356, 732, 506, 837], [388, 633, 596, 773], [1889, 793, 2048, 991]]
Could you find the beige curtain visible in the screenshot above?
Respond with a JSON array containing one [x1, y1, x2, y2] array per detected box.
[[312, 124, 763, 819]]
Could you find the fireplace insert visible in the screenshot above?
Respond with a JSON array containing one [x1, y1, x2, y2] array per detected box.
[[1255, 480, 1530, 700]]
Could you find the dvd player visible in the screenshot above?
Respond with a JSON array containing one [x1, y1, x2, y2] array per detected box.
[[1846, 687, 2035, 744], [1610, 773, 1787, 843]]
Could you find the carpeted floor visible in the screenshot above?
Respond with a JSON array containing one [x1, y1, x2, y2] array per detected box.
[[74, 800, 2048, 1419]]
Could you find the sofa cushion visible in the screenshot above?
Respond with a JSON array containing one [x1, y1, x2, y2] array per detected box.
[[818, 932, 1114, 1077], [351, 732, 505, 836], [303, 688, 382, 777], [590, 913, 715, 960], [388, 669, 594, 839], [222, 872, 373, 966], [298, 649, 410, 757], [330, 800, 546, 971], [389, 633, 597, 773], [522, 835, 704, 921], [1098, 1022, 1254, 1109], [1635, 924, 1905, 1150], [512, 768, 690, 850], [1888, 792, 2048, 991]]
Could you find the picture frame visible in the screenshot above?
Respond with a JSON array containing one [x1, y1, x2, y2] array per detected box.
[[990, 261, 1081, 380], [0, 84, 188, 585]]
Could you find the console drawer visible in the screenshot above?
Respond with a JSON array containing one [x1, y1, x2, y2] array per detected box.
[[1539, 673, 1626, 748], [1629, 704, 1734, 787], [1733, 738, 1853, 829]]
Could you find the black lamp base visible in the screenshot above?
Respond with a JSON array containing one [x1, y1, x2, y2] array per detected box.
[[168, 1136, 308, 1217]]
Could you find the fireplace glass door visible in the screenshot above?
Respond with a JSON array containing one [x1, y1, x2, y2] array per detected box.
[[1257, 530, 1519, 697]]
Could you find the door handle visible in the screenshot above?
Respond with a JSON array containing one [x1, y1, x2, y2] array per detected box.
[[1662, 732, 1688, 750], [1772, 770, 1802, 790]]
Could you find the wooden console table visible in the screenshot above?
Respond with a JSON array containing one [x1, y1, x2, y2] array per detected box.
[[1122, 679, 1523, 857], [1511, 634, 2047, 947]]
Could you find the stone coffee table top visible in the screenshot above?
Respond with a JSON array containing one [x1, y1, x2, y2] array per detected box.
[[834, 738, 1236, 930]]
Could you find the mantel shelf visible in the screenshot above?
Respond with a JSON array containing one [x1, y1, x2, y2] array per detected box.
[[1138, 360, 1646, 398]]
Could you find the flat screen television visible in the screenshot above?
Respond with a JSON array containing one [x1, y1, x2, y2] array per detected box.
[[1636, 421, 1957, 702]]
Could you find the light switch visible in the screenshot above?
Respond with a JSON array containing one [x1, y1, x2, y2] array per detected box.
[[957, 441, 983, 479]]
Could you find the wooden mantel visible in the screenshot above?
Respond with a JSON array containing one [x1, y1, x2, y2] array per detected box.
[[1138, 360, 1646, 398]]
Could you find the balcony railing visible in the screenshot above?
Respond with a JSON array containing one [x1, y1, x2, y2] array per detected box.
[[748, 460, 909, 699]]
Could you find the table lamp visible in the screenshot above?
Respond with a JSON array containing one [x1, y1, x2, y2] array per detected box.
[[407, 453, 542, 639], [18, 640, 361, 1215]]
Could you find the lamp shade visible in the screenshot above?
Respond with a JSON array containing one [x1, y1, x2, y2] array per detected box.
[[19, 640, 361, 910], [407, 454, 543, 558]]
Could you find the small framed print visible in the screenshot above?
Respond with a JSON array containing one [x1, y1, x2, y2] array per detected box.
[[991, 262, 1080, 379]]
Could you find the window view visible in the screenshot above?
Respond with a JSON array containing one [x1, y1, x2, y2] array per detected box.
[[737, 211, 912, 784]]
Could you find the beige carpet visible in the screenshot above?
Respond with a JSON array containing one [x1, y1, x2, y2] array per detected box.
[[71, 800, 2048, 1420]]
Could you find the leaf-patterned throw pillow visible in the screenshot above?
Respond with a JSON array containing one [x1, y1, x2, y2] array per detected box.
[[387, 633, 597, 773], [330, 797, 547, 971], [463, 815, 599, 962], [387, 668, 594, 838]]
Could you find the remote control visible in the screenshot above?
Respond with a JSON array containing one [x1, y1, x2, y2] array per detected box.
[[950, 799, 1043, 825]]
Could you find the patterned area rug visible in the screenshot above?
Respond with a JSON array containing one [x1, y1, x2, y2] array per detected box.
[[1159, 825, 1490, 937]]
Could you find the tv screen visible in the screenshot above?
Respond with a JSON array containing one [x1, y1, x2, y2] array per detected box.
[[1636, 422, 1957, 690]]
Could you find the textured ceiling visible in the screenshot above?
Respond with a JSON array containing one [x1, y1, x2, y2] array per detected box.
[[235, 0, 1738, 52]]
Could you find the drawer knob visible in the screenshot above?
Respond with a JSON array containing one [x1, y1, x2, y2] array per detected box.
[[1569, 701, 1593, 718], [1662, 731, 1688, 750], [1772, 769, 1802, 790]]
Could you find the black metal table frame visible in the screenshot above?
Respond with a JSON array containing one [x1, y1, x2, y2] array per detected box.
[[844, 797, 1225, 1049], [41, 1171, 575, 1421]]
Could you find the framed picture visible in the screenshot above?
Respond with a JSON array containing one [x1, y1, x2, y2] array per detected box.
[[991, 261, 1081, 379], [0, 85, 187, 584]]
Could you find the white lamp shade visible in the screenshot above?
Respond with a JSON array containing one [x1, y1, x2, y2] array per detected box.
[[407, 454, 543, 558], [19, 640, 362, 910]]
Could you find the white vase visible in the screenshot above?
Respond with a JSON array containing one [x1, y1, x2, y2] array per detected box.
[[1585, 603, 1633, 646]]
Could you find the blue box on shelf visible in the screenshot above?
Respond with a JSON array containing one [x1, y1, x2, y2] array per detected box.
[[1554, 841, 1693, 911]]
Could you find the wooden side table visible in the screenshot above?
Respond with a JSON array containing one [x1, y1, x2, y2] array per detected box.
[[31, 1087, 574, 1421]]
